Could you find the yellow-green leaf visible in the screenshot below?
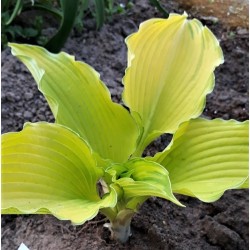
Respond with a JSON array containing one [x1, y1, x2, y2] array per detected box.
[[123, 13, 224, 154], [9, 43, 139, 163], [151, 118, 249, 202], [107, 158, 183, 208], [2, 122, 117, 224]]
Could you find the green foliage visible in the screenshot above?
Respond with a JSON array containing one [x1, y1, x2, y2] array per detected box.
[[149, 0, 169, 17], [2, 13, 249, 243], [45, 0, 79, 53], [74, 0, 130, 33], [2, 0, 129, 51], [1, 0, 45, 49], [1, 0, 65, 51]]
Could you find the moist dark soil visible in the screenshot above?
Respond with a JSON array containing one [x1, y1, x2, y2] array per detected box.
[[1, 1, 249, 249]]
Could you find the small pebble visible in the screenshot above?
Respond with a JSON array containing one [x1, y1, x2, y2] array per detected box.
[[6, 92, 16, 102], [218, 94, 229, 101], [37, 114, 46, 120], [23, 111, 33, 119], [15, 112, 23, 118], [222, 113, 230, 119], [24, 92, 34, 100], [1, 108, 9, 117], [236, 28, 248, 35]]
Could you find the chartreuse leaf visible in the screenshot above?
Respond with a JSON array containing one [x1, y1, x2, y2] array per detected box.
[[106, 159, 183, 209], [240, 177, 249, 188], [2, 122, 117, 224], [123, 13, 224, 155], [9, 43, 139, 163], [151, 118, 249, 202]]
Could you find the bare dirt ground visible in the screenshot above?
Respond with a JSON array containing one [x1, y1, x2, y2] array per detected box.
[[1, 1, 249, 249]]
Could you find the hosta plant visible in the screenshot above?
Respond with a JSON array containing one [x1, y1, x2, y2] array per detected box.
[[2, 13, 249, 243]]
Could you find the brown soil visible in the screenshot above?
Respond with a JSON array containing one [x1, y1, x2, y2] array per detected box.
[[1, 1, 249, 249]]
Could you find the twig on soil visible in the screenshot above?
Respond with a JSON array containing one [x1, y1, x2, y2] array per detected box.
[[54, 223, 74, 235], [96, 227, 109, 245], [87, 217, 108, 225], [76, 218, 108, 236], [1, 228, 10, 239]]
